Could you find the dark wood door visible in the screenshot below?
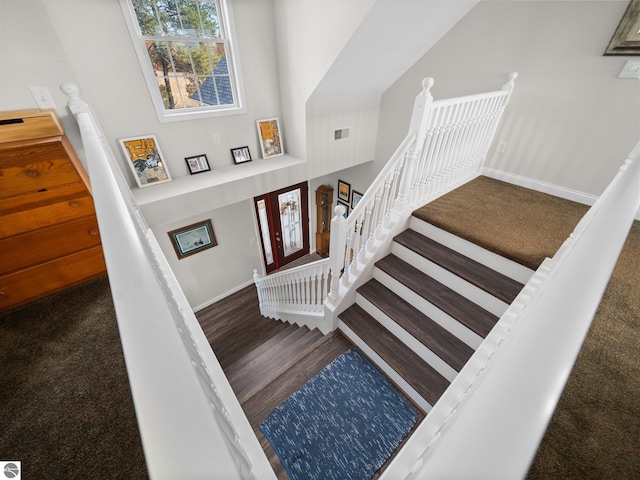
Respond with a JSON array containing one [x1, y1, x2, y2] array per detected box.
[[254, 181, 310, 274]]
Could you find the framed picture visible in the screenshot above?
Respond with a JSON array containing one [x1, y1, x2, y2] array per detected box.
[[168, 219, 217, 259], [231, 146, 252, 164], [119, 135, 172, 188], [604, 0, 640, 55], [351, 190, 363, 209], [337, 200, 349, 218], [185, 154, 210, 175], [256, 118, 284, 158], [338, 179, 351, 203]]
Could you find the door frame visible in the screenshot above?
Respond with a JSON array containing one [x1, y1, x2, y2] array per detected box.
[[254, 181, 310, 274]]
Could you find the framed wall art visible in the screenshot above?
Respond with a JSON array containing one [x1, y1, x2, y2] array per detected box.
[[337, 179, 351, 203], [604, 0, 640, 55], [168, 219, 218, 259], [231, 146, 252, 164], [119, 135, 172, 188], [351, 190, 363, 209], [337, 200, 349, 218], [185, 154, 210, 175], [256, 117, 284, 158]]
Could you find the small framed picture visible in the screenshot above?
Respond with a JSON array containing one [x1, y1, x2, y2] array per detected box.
[[168, 219, 217, 259], [351, 190, 363, 209], [256, 117, 284, 158], [338, 179, 351, 203], [119, 135, 172, 188], [337, 200, 349, 218], [185, 154, 211, 175], [231, 146, 252, 164]]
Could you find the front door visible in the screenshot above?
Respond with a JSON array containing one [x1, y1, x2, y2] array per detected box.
[[254, 182, 310, 274]]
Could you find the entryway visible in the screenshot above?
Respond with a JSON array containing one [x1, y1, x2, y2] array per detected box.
[[254, 181, 310, 274]]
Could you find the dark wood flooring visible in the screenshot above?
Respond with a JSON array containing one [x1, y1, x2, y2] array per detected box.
[[196, 284, 425, 479]]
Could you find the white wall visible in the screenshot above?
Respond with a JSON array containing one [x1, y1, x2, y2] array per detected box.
[[374, 1, 639, 197]]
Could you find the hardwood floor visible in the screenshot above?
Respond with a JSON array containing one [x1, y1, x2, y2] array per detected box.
[[196, 284, 425, 479]]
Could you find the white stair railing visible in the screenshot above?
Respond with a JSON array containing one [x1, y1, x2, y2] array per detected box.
[[382, 141, 640, 480], [61, 84, 275, 480], [255, 74, 518, 329]]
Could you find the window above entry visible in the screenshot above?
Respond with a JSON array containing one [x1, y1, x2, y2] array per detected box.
[[120, 0, 245, 122]]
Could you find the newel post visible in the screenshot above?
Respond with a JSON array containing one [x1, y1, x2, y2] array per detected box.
[[395, 78, 434, 213], [326, 204, 347, 308]]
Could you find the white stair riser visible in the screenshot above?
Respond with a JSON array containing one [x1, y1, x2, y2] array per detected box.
[[391, 242, 509, 318], [409, 217, 535, 284], [356, 293, 458, 382], [338, 320, 432, 413], [374, 268, 484, 350]]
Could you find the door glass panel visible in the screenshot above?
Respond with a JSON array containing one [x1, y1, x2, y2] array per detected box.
[[278, 188, 303, 257], [256, 199, 274, 265]]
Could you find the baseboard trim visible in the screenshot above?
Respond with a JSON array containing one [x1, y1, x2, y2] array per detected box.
[[481, 167, 640, 220], [192, 278, 255, 313]]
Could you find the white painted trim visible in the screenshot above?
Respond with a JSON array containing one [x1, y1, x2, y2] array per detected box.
[[408, 218, 535, 284], [482, 166, 640, 221], [192, 278, 255, 312], [373, 268, 483, 350]]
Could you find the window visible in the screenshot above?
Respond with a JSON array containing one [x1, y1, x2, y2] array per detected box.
[[120, 0, 244, 122]]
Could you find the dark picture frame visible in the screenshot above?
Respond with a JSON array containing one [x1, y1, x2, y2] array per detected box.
[[231, 146, 252, 164], [337, 200, 349, 218], [185, 154, 211, 174], [168, 219, 217, 259], [604, 0, 640, 55], [338, 179, 351, 203]]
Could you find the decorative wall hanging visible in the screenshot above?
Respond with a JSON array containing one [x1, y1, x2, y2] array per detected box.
[[337, 200, 349, 218], [338, 179, 351, 203], [351, 190, 363, 209], [119, 135, 172, 188], [604, 0, 640, 55], [256, 118, 284, 158], [185, 154, 211, 174], [231, 146, 252, 164], [168, 219, 217, 259]]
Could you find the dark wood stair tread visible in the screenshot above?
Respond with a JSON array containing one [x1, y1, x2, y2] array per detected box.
[[376, 254, 498, 338], [340, 303, 450, 407], [358, 279, 474, 372], [395, 228, 524, 304]]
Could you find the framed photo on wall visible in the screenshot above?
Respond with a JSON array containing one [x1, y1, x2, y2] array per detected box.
[[338, 179, 351, 203], [256, 117, 284, 158], [168, 219, 217, 259], [351, 190, 363, 209], [231, 146, 252, 164], [185, 154, 210, 174], [337, 200, 349, 218], [119, 135, 172, 188]]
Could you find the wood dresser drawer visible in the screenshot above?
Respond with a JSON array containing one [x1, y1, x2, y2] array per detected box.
[[0, 141, 83, 198], [0, 246, 107, 312], [0, 109, 105, 312], [0, 216, 102, 275], [0, 193, 96, 238]]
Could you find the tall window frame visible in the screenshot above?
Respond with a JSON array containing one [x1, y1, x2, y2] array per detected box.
[[119, 0, 245, 123]]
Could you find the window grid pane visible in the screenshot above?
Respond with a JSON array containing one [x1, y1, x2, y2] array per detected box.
[[132, 0, 234, 113]]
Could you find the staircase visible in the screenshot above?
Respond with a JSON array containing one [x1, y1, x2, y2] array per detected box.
[[338, 215, 533, 413]]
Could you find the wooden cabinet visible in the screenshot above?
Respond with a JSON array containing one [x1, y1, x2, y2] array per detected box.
[[0, 109, 106, 312], [315, 185, 334, 255]]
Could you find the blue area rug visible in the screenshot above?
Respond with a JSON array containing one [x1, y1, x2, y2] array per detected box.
[[260, 348, 418, 480]]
